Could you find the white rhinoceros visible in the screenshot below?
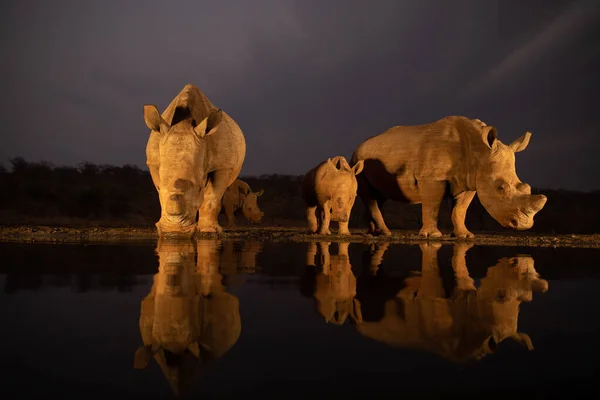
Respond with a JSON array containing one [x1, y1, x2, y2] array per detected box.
[[302, 156, 365, 235], [351, 116, 547, 237], [221, 179, 264, 227], [144, 84, 246, 236]]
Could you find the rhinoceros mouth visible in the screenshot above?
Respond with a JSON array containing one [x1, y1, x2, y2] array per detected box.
[[156, 219, 197, 237], [503, 211, 531, 230]]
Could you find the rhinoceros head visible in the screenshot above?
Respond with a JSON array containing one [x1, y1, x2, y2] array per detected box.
[[144, 104, 224, 236], [326, 157, 365, 222], [242, 188, 264, 224], [475, 126, 547, 230]]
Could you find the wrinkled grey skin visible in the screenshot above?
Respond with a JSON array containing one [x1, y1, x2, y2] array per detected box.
[[221, 179, 264, 227], [144, 84, 246, 237], [351, 116, 547, 237], [302, 156, 365, 235], [133, 238, 241, 396]]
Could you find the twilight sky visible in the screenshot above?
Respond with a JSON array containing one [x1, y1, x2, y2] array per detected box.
[[1, 0, 599, 191]]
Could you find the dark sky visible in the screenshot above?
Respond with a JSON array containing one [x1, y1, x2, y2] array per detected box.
[[1, 0, 599, 191]]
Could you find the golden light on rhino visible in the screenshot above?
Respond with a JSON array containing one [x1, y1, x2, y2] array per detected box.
[[302, 156, 365, 235], [143, 84, 246, 237], [221, 179, 264, 227], [351, 116, 547, 237], [355, 242, 548, 362]]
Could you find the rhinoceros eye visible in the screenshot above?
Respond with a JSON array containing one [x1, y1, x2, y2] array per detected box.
[[497, 181, 510, 194]]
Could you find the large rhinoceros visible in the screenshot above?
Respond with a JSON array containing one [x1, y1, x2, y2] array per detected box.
[[221, 179, 264, 227], [302, 156, 365, 235], [133, 238, 241, 396], [144, 84, 246, 236], [355, 242, 549, 362], [351, 116, 547, 237]]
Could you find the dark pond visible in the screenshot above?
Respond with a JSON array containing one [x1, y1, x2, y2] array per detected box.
[[1, 238, 599, 398]]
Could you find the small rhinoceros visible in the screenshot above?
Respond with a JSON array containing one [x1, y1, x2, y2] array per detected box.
[[143, 84, 246, 237], [302, 156, 365, 235], [221, 179, 264, 227], [351, 116, 547, 238]]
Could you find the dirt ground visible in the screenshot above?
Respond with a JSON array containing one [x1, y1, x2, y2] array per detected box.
[[0, 225, 599, 248]]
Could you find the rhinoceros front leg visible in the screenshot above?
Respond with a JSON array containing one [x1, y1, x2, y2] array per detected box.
[[197, 170, 230, 233], [306, 205, 318, 233], [225, 203, 236, 228], [338, 220, 351, 235], [418, 180, 445, 238], [451, 191, 476, 238], [317, 203, 332, 235]]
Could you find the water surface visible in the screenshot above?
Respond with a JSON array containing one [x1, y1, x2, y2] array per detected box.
[[1, 239, 599, 398]]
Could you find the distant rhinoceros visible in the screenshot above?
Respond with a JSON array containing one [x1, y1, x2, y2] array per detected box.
[[221, 179, 264, 227], [355, 242, 548, 362], [144, 84, 246, 237], [351, 116, 547, 237], [302, 156, 365, 235]]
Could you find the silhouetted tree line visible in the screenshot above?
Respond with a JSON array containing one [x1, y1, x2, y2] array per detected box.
[[0, 158, 598, 233]]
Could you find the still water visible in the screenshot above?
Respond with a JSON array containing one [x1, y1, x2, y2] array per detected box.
[[1, 238, 599, 398]]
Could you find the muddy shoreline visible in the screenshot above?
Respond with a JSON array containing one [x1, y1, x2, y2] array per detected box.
[[0, 225, 599, 248]]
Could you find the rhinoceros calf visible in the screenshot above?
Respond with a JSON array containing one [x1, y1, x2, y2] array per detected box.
[[302, 156, 365, 235], [351, 116, 547, 237], [221, 179, 264, 227], [144, 84, 246, 237]]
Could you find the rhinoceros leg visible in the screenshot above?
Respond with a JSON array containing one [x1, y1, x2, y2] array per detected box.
[[224, 203, 236, 228], [338, 220, 351, 235], [356, 174, 391, 236], [197, 170, 230, 233], [451, 191, 476, 238], [418, 180, 445, 238], [306, 205, 318, 233], [317, 203, 332, 235]]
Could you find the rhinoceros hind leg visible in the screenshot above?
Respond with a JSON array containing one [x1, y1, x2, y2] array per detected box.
[[306, 206, 318, 233], [451, 191, 476, 238], [418, 180, 446, 238]]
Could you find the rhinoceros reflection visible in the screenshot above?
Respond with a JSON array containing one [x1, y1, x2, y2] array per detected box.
[[304, 241, 363, 325], [356, 243, 548, 361], [133, 238, 241, 395]]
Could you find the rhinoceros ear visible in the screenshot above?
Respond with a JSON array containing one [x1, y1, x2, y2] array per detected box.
[[144, 105, 168, 133], [509, 131, 532, 153], [481, 125, 498, 149], [194, 109, 223, 137], [351, 160, 364, 175]]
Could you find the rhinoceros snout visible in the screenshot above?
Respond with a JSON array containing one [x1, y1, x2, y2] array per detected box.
[[529, 194, 547, 213], [166, 194, 184, 216]]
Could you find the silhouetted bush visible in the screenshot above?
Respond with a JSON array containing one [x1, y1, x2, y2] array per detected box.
[[0, 158, 598, 233]]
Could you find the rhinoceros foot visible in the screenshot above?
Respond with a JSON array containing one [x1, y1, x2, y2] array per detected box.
[[317, 228, 332, 235], [452, 229, 475, 239], [198, 225, 223, 233], [418, 228, 443, 238]]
